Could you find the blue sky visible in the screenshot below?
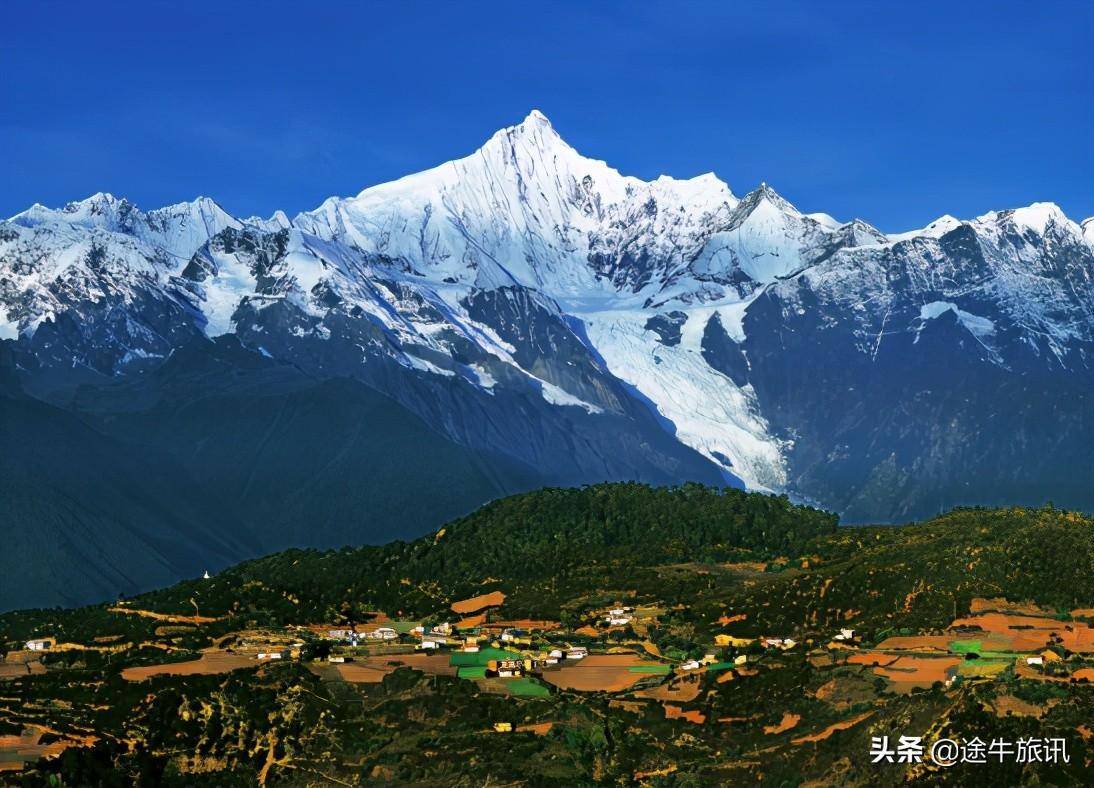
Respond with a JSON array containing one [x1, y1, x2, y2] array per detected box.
[[4, 1, 1091, 230]]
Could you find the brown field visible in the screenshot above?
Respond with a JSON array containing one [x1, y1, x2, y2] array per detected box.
[[948, 611, 1094, 653], [635, 673, 702, 702], [1072, 667, 1094, 682], [847, 652, 898, 667], [1061, 625, 1094, 653], [334, 663, 392, 683], [542, 653, 656, 692], [991, 694, 1056, 718], [362, 652, 457, 676], [1015, 661, 1071, 683], [792, 711, 874, 744], [874, 635, 954, 652], [969, 597, 1054, 616], [0, 659, 46, 679], [663, 704, 705, 724], [515, 722, 554, 735], [764, 712, 801, 734], [952, 611, 1060, 631], [455, 613, 487, 629], [482, 619, 561, 631], [451, 591, 506, 615], [121, 649, 255, 680], [873, 656, 961, 691], [813, 676, 877, 709], [0, 729, 93, 773], [1072, 608, 1094, 619]]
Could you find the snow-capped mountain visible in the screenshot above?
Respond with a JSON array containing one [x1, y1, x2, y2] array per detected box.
[[3, 110, 1093, 522]]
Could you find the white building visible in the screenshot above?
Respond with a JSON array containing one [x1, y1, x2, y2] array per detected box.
[[25, 639, 50, 651], [1026, 656, 1044, 666], [679, 660, 701, 671], [566, 647, 588, 660]]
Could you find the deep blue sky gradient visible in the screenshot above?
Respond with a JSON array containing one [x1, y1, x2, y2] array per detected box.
[[4, 1, 1092, 230]]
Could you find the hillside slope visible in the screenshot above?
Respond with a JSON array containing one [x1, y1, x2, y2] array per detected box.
[[0, 486, 1090, 786]]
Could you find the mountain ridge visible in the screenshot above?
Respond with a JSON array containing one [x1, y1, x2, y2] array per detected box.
[[2, 110, 1092, 545]]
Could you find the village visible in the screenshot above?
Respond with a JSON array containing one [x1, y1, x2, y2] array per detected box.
[[2, 582, 1093, 777], [9, 592, 1094, 717]]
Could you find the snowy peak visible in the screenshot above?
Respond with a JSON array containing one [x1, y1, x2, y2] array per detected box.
[[976, 201, 1081, 239], [727, 182, 801, 228], [13, 192, 136, 231], [11, 193, 241, 262], [679, 182, 842, 292]]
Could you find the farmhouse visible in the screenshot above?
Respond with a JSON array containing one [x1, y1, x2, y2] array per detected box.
[[25, 639, 51, 651]]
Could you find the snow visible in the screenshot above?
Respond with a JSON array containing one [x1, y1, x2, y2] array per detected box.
[[0, 307, 17, 339], [919, 301, 995, 337], [294, 110, 735, 298], [578, 309, 785, 490], [4, 109, 1092, 498], [538, 379, 602, 413], [677, 297, 755, 351], [10, 193, 240, 263], [199, 253, 257, 336], [806, 212, 842, 231], [888, 215, 962, 242], [1003, 202, 1067, 234]]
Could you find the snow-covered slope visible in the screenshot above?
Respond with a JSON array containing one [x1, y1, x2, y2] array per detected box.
[[4, 110, 1093, 518], [12, 193, 241, 263]]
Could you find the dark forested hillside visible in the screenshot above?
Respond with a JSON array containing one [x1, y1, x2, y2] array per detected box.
[[1, 485, 1091, 786]]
